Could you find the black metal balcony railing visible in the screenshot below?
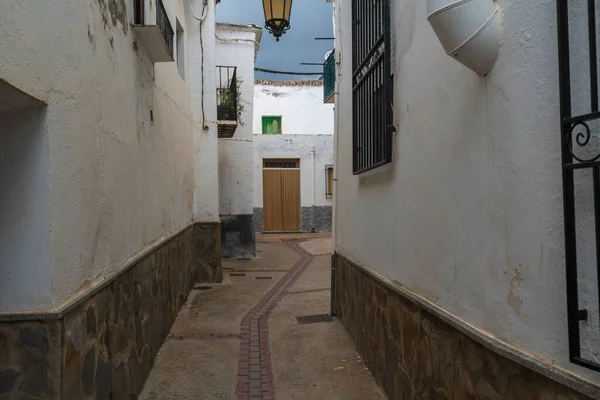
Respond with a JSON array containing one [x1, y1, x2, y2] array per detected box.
[[217, 66, 238, 121], [324, 50, 335, 102], [157, 0, 174, 57]]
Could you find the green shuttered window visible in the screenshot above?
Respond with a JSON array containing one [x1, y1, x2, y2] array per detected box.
[[262, 116, 282, 134]]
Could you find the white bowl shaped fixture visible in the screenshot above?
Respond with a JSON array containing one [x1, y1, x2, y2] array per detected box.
[[427, 0, 501, 75]]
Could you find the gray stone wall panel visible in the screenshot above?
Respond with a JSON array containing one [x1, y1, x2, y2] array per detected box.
[[0, 222, 221, 399]]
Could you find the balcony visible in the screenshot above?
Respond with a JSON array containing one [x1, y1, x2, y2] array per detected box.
[[217, 66, 239, 138], [132, 0, 174, 63], [323, 50, 335, 103]]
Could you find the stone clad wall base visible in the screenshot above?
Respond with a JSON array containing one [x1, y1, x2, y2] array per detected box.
[[220, 214, 256, 259], [0, 221, 221, 400], [253, 206, 332, 233], [334, 252, 593, 400], [300, 206, 332, 233], [194, 221, 223, 282]]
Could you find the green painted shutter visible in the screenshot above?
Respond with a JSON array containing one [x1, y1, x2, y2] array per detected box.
[[262, 116, 282, 134]]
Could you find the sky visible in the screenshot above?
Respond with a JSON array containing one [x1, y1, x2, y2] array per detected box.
[[216, 1, 334, 80]]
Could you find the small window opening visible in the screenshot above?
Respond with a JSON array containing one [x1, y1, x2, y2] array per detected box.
[[134, 0, 144, 24], [262, 116, 282, 134]]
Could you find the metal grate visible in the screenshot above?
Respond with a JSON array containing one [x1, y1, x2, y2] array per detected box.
[[324, 50, 335, 102], [557, 0, 600, 372], [296, 314, 333, 325], [217, 66, 238, 122], [156, 0, 174, 56], [263, 159, 299, 168], [351, 0, 394, 174]]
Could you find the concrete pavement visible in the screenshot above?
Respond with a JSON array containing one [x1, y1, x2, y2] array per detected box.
[[139, 234, 386, 400]]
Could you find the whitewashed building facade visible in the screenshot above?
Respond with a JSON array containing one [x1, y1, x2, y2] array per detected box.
[[216, 23, 261, 258], [0, 0, 235, 397], [253, 80, 335, 233], [332, 0, 600, 399]]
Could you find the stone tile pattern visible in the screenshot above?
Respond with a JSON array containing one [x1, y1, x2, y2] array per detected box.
[[253, 207, 332, 234], [0, 222, 222, 400], [195, 221, 223, 282], [253, 208, 264, 235], [220, 214, 256, 259], [0, 322, 62, 399], [334, 253, 593, 400], [300, 206, 332, 233], [236, 240, 314, 400]]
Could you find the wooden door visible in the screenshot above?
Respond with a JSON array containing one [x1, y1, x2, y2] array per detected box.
[[263, 159, 301, 232]]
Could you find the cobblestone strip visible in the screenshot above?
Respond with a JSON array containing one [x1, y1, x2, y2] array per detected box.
[[235, 240, 314, 400]]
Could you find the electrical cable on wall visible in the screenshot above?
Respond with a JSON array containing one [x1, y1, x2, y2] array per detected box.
[[185, 0, 209, 130], [186, 0, 208, 21]]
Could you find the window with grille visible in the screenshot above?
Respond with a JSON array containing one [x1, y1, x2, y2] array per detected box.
[[326, 166, 334, 198], [263, 159, 299, 169], [557, 0, 600, 373], [262, 116, 282, 134], [351, 0, 394, 174]]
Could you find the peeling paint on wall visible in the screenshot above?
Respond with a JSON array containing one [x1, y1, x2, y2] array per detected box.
[[96, 0, 129, 34], [507, 268, 524, 314]]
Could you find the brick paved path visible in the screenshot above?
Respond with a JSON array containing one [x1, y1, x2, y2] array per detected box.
[[140, 234, 386, 400], [235, 240, 314, 400]]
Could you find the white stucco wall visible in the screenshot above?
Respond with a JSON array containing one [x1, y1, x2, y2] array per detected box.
[[0, 105, 51, 312], [192, 0, 220, 222], [216, 24, 260, 216], [253, 84, 334, 135], [253, 134, 334, 208], [334, 0, 600, 383], [0, 0, 216, 312]]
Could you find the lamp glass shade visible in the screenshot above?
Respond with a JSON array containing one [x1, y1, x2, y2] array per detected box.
[[263, 0, 292, 40]]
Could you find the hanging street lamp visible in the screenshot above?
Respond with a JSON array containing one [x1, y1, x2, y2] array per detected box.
[[262, 0, 293, 41]]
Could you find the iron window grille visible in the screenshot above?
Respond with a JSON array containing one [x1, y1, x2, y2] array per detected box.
[[157, 0, 174, 57], [351, 0, 394, 174], [264, 159, 299, 169], [217, 66, 238, 121], [557, 0, 600, 372], [324, 50, 335, 102]]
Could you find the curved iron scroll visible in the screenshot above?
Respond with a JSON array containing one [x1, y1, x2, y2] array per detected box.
[[567, 121, 600, 163]]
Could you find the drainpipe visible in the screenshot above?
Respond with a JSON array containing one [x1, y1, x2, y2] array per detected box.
[[329, 0, 340, 318], [311, 145, 316, 233], [330, 106, 338, 317], [330, 58, 339, 318]]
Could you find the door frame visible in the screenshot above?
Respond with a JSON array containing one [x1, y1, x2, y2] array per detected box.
[[262, 158, 301, 232]]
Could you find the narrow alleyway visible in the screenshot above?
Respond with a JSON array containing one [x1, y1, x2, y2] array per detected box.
[[139, 234, 386, 400]]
